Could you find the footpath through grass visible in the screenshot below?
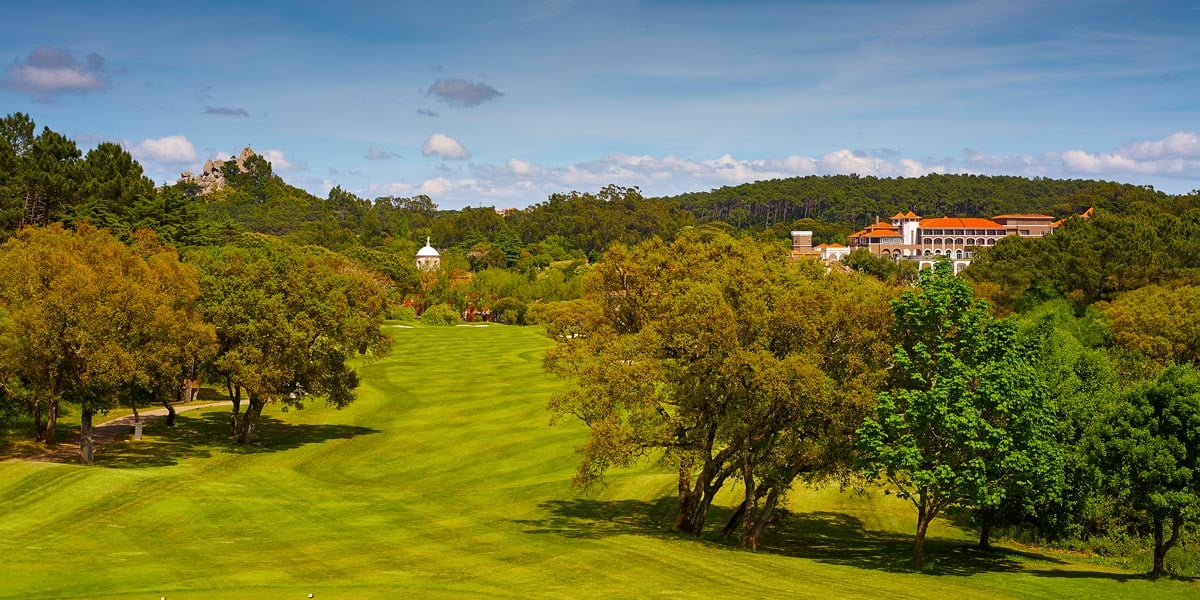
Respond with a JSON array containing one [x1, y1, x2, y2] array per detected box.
[[0, 324, 1196, 598]]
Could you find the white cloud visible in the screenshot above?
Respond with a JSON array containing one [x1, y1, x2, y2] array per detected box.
[[507, 158, 536, 175], [410, 149, 948, 207], [422, 133, 470, 160], [358, 131, 1200, 208], [418, 177, 454, 196], [261, 149, 308, 173], [1119, 132, 1200, 160], [1, 47, 110, 101], [128, 135, 198, 164], [1058, 132, 1200, 177]]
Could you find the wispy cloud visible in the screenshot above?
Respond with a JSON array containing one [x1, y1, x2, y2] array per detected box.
[[426, 78, 503, 107], [203, 105, 250, 117], [417, 108, 439, 117], [1, 47, 110, 101], [365, 147, 400, 160]]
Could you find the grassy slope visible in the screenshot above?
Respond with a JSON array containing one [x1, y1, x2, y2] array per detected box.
[[0, 324, 1195, 599]]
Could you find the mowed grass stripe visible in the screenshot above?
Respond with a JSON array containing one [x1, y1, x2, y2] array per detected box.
[[0, 324, 1196, 598]]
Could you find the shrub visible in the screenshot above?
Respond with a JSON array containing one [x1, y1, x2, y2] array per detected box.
[[387, 304, 416, 321], [492, 297, 528, 325], [421, 303, 461, 326]]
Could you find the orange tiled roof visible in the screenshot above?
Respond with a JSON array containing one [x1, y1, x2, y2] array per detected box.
[[905, 211, 920, 218], [992, 213, 1054, 220], [816, 243, 847, 248], [891, 212, 906, 220], [849, 221, 900, 238], [1052, 207, 1095, 228], [919, 217, 1004, 229], [858, 231, 905, 238]]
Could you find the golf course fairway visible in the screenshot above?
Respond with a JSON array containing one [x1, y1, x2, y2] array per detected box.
[[0, 324, 1196, 599]]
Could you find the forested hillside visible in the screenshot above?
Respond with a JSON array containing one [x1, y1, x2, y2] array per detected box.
[[663, 173, 1171, 229]]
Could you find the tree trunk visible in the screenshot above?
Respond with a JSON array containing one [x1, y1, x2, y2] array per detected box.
[[978, 513, 992, 550], [739, 448, 758, 549], [33, 393, 45, 443], [914, 505, 932, 569], [743, 488, 780, 551], [229, 384, 241, 437], [38, 398, 59, 446], [674, 468, 703, 534], [1151, 514, 1182, 575], [237, 395, 265, 445], [79, 409, 94, 464], [721, 500, 747, 539], [674, 475, 720, 534], [161, 397, 177, 426]]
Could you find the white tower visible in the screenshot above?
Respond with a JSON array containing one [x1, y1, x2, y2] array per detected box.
[[901, 212, 920, 247]]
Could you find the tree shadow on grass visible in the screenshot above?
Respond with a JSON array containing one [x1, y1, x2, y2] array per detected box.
[[96, 411, 380, 468], [515, 497, 682, 539], [763, 510, 1061, 576], [1025, 568, 1199, 583], [517, 497, 1076, 577]]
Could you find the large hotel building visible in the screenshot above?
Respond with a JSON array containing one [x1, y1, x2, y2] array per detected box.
[[791, 209, 1087, 272]]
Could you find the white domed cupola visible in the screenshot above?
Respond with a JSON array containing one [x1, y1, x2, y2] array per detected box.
[[416, 237, 441, 270]]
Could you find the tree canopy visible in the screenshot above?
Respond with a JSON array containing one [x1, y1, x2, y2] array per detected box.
[[189, 235, 393, 444], [858, 260, 1060, 567], [543, 228, 895, 547]]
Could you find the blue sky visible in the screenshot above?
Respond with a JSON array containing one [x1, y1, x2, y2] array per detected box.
[[3, 0, 1198, 208]]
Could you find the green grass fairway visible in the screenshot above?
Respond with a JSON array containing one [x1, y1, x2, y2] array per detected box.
[[0, 324, 1196, 598]]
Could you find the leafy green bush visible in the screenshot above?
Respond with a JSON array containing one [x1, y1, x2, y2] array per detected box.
[[387, 304, 416, 321], [421, 303, 461, 326], [492, 297, 527, 325]]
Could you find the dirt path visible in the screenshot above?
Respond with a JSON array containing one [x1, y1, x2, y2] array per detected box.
[[22, 401, 234, 464]]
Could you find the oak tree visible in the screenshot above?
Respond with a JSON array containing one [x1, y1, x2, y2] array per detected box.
[[190, 235, 392, 444]]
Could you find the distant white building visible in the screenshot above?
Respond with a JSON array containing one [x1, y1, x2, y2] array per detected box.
[[416, 237, 440, 270]]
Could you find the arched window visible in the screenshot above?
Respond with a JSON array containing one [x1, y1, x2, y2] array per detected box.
[[965, 238, 975, 246], [881, 249, 891, 257], [923, 250, 932, 256], [955, 249, 963, 258]]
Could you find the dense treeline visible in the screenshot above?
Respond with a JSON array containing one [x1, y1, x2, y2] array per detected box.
[[967, 200, 1200, 313], [665, 173, 1169, 230]]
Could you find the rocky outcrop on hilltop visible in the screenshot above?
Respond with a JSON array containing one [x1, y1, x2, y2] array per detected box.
[[178, 147, 258, 194]]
